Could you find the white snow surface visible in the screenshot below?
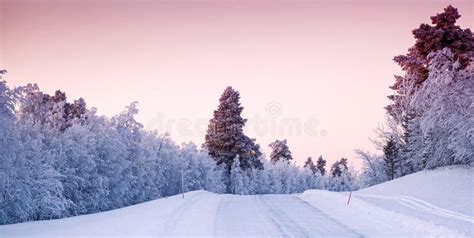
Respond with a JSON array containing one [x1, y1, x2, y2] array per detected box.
[[1, 166, 473, 237]]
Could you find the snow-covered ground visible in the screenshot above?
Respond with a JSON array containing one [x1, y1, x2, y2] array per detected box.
[[1, 166, 473, 237], [300, 166, 474, 237]]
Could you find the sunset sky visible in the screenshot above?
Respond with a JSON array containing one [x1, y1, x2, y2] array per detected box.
[[1, 0, 472, 168]]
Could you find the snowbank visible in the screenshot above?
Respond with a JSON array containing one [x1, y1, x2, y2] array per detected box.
[[300, 166, 473, 237], [0, 190, 218, 237], [359, 165, 474, 216]]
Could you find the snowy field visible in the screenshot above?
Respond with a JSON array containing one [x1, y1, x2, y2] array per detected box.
[[1, 166, 472, 237]]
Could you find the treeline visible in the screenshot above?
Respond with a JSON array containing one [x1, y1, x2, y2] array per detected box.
[[0, 83, 226, 224], [357, 5, 473, 187], [202, 86, 358, 195], [0, 81, 356, 225]]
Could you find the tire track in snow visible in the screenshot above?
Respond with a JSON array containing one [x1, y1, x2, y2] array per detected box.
[[214, 194, 282, 237], [258, 195, 312, 237], [291, 195, 364, 237], [259, 195, 363, 237], [160, 191, 207, 235], [356, 194, 474, 223]]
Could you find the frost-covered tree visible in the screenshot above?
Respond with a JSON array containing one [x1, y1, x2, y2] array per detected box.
[[326, 161, 357, 192], [111, 102, 144, 204], [16, 124, 69, 220], [1, 77, 72, 224], [222, 156, 327, 195], [410, 48, 473, 168], [356, 149, 388, 187], [355, 7, 472, 188], [53, 124, 102, 215], [269, 139, 292, 164], [1, 80, 234, 224], [229, 158, 246, 195], [247, 166, 270, 194], [265, 160, 304, 194], [330, 158, 348, 178], [16, 85, 87, 133], [330, 160, 341, 177], [405, 117, 425, 172], [204, 87, 263, 178], [316, 155, 326, 176], [303, 157, 317, 174], [381, 6, 473, 178], [274, 160, 294, 194], [301, 166, 319, 190], [398, 111, 415, 175], [383, 136, 399, 180], [0, 78, 30, 224], [180, 143, 225, 194], [360, 49, 472, 185], [387, 5, 473, 122]]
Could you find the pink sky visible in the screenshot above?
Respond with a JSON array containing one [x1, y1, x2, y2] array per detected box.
[[1, 0, 472, 168]]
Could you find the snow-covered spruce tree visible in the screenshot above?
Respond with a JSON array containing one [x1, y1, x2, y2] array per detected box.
[[398, 111, 415, 175], [399, 111, 428, 173], [303, 157, 317, 174], [248, 165, 270, 194], [316, 155, 326, 176], [383, 136, 399, 180], [204, 87, 263, 189], [229, 157, 247, 195], [269, 139, 293, 164]]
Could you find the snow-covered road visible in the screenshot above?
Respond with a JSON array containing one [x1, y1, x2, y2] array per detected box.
[[1, 191, 361, 237], [214, 194, 361, 237], [156, 191, 360, 237], [2, 190, 470, 237]]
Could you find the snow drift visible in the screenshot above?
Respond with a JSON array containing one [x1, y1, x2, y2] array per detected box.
[[300, 165, 473, 237]]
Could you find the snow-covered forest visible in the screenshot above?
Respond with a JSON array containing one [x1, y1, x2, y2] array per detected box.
[[0, 79, 356, 224], [0, 5, 472, 226], [357, 5, 473, 187]]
